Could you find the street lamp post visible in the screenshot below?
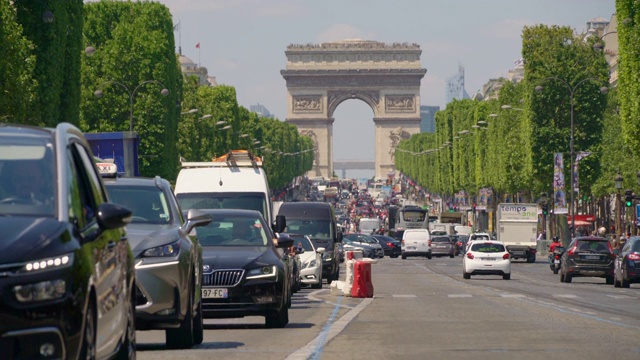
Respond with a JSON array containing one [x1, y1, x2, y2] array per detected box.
[[95, 80, 169, 176], [95, 80, 170, 132], [535, 77, 608, 238], [615, 172, 623, 240]]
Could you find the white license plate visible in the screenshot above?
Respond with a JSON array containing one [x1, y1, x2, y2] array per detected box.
[[202, 288, 228, 299], [554, 259, 560, 264], [407, 246, 416, 250], [481, 257, 496, 261], [585, 255, 600, 260]]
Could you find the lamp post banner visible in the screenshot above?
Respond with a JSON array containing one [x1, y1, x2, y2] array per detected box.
[[554, 153, 568, 214], [573, 151, 591, 193]]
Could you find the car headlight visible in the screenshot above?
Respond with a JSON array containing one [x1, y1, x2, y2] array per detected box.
[[20, 253, 74, 274], [14, 280, 67, 303], [246, 265, 277, 279], [141, 239, 181, 257], [303, 259, 317, 269]]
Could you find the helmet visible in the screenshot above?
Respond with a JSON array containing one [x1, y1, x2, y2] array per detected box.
[[553, 236, 560, 242]]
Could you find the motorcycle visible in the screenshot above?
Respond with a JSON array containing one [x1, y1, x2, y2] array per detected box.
[[549, 246, 565, 274]]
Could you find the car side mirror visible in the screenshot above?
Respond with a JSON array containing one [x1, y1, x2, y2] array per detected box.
[[182, 209, 212, 234], [316, 247, 326, 254], [97, 202, 132, 230], [273, 214, 286, 233]]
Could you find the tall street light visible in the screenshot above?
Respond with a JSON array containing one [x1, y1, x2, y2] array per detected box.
[[615, 172, 623, 239], [95, 80, 169, 132], [535, 77, 608, 238]]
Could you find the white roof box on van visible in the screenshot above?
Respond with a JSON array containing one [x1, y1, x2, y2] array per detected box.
[[181, 149, 262, 168]]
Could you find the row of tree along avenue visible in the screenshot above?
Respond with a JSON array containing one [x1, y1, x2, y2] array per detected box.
[[396, 0, 640, 218], [0, 0, 313, 190]]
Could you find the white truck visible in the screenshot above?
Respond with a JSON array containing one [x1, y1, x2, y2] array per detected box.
[[496, 203, 539, 263]]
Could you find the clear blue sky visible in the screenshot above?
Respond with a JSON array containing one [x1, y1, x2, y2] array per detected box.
[[103, 0, 616, 176]]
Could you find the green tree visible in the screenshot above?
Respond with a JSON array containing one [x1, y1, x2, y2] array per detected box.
[[0, 0, 36, 123]]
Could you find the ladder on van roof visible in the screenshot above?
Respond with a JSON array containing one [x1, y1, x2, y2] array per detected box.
[[180, 149, 263, 168]]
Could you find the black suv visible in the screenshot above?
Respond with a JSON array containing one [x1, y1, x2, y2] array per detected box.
[[105, 176, 212, 349], [560, 236, 615, 284], [0, 123, 136, 359]]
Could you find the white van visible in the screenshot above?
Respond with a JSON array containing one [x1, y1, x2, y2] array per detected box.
[[402, 229, 432, 259], [359, 218, 381, 235], [174, 150, 273, 223]]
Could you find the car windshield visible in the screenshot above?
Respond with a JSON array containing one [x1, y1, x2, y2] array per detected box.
[[471, 243, 505, 253], [0, 134, 56, 216], [106, 185, 171, 224], [176, 192, 268, 220], [196, 215, 269, 246], [432, 237, 451, 243], [285, 219, 332, 240]]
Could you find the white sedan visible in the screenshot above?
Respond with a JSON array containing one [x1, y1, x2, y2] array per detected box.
[[463, 240, 511, 280], [290, 234, 324, 289]]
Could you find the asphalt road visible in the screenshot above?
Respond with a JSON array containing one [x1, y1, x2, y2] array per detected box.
[[136, 256, 640, 359]]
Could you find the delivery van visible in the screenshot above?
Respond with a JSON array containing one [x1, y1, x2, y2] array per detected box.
[[401, 229, 432, 259], [174, 150, 274, 223]]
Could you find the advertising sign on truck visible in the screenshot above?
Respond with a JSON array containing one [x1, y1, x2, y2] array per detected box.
[[496, 203, 539, 262]]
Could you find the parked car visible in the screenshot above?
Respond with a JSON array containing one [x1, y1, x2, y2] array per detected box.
[[560, 236, 615, 284], [0, 123, 136, 359], [288, 234, 324, 289], [614, 236, 640, 288], [463, 240, 511, 280], [371, 235, 401, 258], [194, 209, 293, 328], [431, 235, 456, 258], [105, 176, 212, 348]]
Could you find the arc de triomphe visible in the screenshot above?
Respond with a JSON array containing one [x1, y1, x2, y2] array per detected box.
[[281, 39, 427, 180]]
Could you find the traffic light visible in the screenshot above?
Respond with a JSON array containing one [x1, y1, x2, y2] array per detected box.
[[625, 189, 633, 207], [472, 203, 477, 212], [542, 203, 549, 216]]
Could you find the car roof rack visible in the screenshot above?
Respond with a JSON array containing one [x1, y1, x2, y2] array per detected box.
[[180, 149, 262, 169]]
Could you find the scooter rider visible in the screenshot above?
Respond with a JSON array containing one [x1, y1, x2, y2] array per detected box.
[[548, 236, 563, 264]]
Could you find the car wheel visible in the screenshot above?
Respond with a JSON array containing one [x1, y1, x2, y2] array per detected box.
[[326, 276, 333, 285], [606, 276, 614, 285], [114, 294, 136, 359], [401, 253, 406, 260], [193, 298, 203, 345], [166, 288, 195, 349], [503, 273, 511, 280], [79, 297, 97, 360], [463, 271, 471, 279], [449, 254, 454, 258], [426, 253, 432, 260], [621, 276, 631, 288], [265, 302, 289, 328], [565, 273, 572, 283]]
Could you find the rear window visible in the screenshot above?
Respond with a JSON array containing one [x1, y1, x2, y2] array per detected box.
[[403, 231, 429, 240], [576, 240, 610, 252], [432, 237, 451, 243], [471, 243, 505, 253]]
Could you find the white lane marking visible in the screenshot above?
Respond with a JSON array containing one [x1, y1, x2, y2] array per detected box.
[[553, 294, 578, 298], [500, 294, 526, 298], [286, 297, 374, 360], [448, 294, 472, 298], [606, 295, 635, 299], [392, 294, 417, 298]]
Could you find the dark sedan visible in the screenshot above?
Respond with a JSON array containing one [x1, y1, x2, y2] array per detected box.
[[614, 236, 640, 288], [560, 236, 615, 284], [195, 209, 293, 328], [0, 123, 136, 359], [105, 176, 212, 349], [371, 235, 401, 258]]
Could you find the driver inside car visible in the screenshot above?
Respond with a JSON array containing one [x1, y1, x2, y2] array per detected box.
[[3, 161, 51, 205]]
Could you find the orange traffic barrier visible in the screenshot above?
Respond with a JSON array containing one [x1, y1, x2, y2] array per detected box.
[[351, 260, 374, 298]]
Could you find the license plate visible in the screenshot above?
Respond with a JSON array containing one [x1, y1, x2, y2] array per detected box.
[[585, 255, 600, 260], [407, 246, 416, 250], [554, 259, 560, 264], [513, 251, 524, 255], [481, 257, 496, 261], [202, 288, 228, 298]]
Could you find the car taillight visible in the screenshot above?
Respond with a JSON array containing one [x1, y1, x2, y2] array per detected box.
[[567, 245, 577, 256], [628, 253, 640, 261], [502, 253, 510, 260], [466, 253, 474, 260], [387, 242, 395, 248]]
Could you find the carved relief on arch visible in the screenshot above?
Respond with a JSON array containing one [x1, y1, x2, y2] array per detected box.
[[327, 90, 380, 118], [385, 95, 416, 112], [292, 95, 323, 113]]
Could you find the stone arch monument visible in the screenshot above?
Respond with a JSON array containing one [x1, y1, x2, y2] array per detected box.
[[281, 39, 427, 180]]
